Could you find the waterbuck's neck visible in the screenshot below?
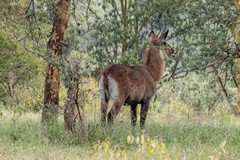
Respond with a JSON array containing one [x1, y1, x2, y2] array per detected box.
[[143, 47, 165, 83]]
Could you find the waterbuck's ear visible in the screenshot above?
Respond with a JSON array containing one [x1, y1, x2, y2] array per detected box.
[[159, 30, 169, 40], [149, 31, 156, 43]]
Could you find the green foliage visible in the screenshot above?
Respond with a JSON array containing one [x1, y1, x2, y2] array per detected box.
[[171, 1, 237, 73], [0, 32, 41, 105], [156, 73, 236, 113], [87, 1, 155, 74], [0, 0, 51, 112], [0, 33, 17, 51]]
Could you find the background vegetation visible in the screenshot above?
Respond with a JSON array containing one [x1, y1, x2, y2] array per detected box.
[[1, 0, 240, 159]]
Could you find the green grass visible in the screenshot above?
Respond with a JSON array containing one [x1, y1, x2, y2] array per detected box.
[[0, 110, 240, 160]]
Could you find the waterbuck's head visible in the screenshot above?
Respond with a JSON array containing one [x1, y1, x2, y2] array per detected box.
[[149, 30, 176, 60]]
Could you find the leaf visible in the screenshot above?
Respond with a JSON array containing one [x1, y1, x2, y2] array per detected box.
[[147, 146, 154, 156], [121, 150, 127, 160], [127, 135, 131, 144], [135, 153, 139, 160], [219, 140, 227, 154], [159, 142, 167, 154], [103, 141, 110, 152], [142, 141, 147, 150], [141, 134, 145, 144], [136, 136, 140, 144], [127, 134, 135, 144], [116, 150, 121, 158]]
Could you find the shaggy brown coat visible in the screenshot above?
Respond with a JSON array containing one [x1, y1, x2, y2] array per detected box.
[[99, 31, 175, 128]]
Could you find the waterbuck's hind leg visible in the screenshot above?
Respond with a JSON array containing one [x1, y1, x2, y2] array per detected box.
[[100, 97, 108, 124], [107, 100, 123, 124], [140, 100, 150, 129], [99, 76, 109, 125], [131, 104, 137, 127]]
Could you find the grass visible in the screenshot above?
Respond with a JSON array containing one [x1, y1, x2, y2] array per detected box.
[[0, 108, 240, 160]]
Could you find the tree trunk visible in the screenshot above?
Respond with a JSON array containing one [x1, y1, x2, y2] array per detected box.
[[134, 0, 139, 48], [63, 47, 81, 132], [42, 0, 71, 125], [120, 0, 128, 53], [64, 75, 80, 132], [232, 0, 240, 115]]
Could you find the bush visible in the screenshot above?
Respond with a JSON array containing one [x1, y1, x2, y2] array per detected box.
[[155, 74, 235, 113]]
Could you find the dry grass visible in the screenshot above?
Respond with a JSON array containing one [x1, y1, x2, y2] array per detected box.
[[1, 100, 240, 160]]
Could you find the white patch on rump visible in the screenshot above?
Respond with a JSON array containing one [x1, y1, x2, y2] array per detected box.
[[108, 76, 119, 101]]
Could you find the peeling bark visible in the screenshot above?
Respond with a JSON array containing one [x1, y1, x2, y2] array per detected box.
[[42, 0, 71, 125]]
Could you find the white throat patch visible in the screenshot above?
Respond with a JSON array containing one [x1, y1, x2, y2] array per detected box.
[[159, 49, 165, 63]]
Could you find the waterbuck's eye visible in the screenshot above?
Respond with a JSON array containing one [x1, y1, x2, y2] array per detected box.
[[162, 41, 167, 45]]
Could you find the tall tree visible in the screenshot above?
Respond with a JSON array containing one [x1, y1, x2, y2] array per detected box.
[[232, 0, 240, 115], [42, 0, 71, 125]]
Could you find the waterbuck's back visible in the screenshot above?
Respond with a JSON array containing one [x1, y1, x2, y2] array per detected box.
[[100, 63, 156, 105]]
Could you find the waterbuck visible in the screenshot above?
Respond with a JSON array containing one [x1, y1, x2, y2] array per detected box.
[[99, 30, 176, 129]]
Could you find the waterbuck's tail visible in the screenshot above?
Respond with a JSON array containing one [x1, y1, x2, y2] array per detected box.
[[99, 70, 110, 123], [99, 69, 110, 103], [103, 72, 109, 102]]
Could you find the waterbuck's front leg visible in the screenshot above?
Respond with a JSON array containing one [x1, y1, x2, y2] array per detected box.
[[131, 104, 137, 126], [140, 100, 150, 129]]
